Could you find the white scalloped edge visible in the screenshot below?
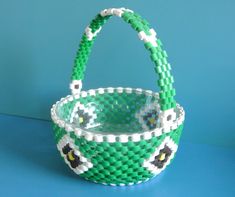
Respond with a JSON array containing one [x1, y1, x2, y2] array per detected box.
[[51, 87, 185, 143], [83, 177, 151, 187], [142, 136, 178, 175], [57, 134, 93, 174]]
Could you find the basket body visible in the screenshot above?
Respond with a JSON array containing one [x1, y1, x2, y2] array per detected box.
[[51, 88, 184, 186]]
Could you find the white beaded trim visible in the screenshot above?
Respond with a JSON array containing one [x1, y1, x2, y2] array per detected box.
[[85, 26, 102, 41], [51, 87, 185, 143], [142, 136, 177, 175], [100, 7, 133, 17], [85, 8, 134, 41], [57, 134, 93, 175], [85, 178, 151, 186], [159, 108, 177, 133], [138, 28, 158, 47], [70, 80, 82, 95], [98, 177, 150, 186]]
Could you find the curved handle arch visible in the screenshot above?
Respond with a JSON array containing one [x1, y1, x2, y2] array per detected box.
[[70, 8, 176, 111]]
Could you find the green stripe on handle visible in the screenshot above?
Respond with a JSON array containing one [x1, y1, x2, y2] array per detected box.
[[70, 8, 176, 111]]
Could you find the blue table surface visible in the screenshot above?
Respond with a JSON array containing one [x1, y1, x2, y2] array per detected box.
[[0, 114, 234, 197]]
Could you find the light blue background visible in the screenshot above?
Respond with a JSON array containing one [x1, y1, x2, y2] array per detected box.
[[0, 0, 235, 147]]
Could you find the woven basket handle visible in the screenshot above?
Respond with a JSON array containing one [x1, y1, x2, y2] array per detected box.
[[70, 8, 176, 113]]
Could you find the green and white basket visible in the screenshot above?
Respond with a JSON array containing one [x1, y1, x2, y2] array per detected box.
[[51, 8, 185, 186]]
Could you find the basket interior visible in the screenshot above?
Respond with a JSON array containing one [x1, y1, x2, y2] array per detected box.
[[56, 90, 171, 134]]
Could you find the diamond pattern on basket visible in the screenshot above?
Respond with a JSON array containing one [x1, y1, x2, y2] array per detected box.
[[136, 102, 161, 131], [142, 136, 177, 175], [57, 134, 93, 174], [62, 143, 83, 168], [150, 144, 172, 169], [70, 102, 97, 129]]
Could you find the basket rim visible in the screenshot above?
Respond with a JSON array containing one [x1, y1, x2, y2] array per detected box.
[[51, 87, 185, 143]]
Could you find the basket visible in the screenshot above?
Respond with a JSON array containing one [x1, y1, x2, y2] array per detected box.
[[51, 7, 185, 186]]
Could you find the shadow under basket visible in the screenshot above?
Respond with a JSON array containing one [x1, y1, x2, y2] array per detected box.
[[51, 8, 185, 186]]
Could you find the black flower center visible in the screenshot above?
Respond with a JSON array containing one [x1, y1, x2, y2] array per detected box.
[[77, 110, 92, 128], [143, 110, 159, 130], [151, 145, 172, 168], [62, 144, 82, 168]]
